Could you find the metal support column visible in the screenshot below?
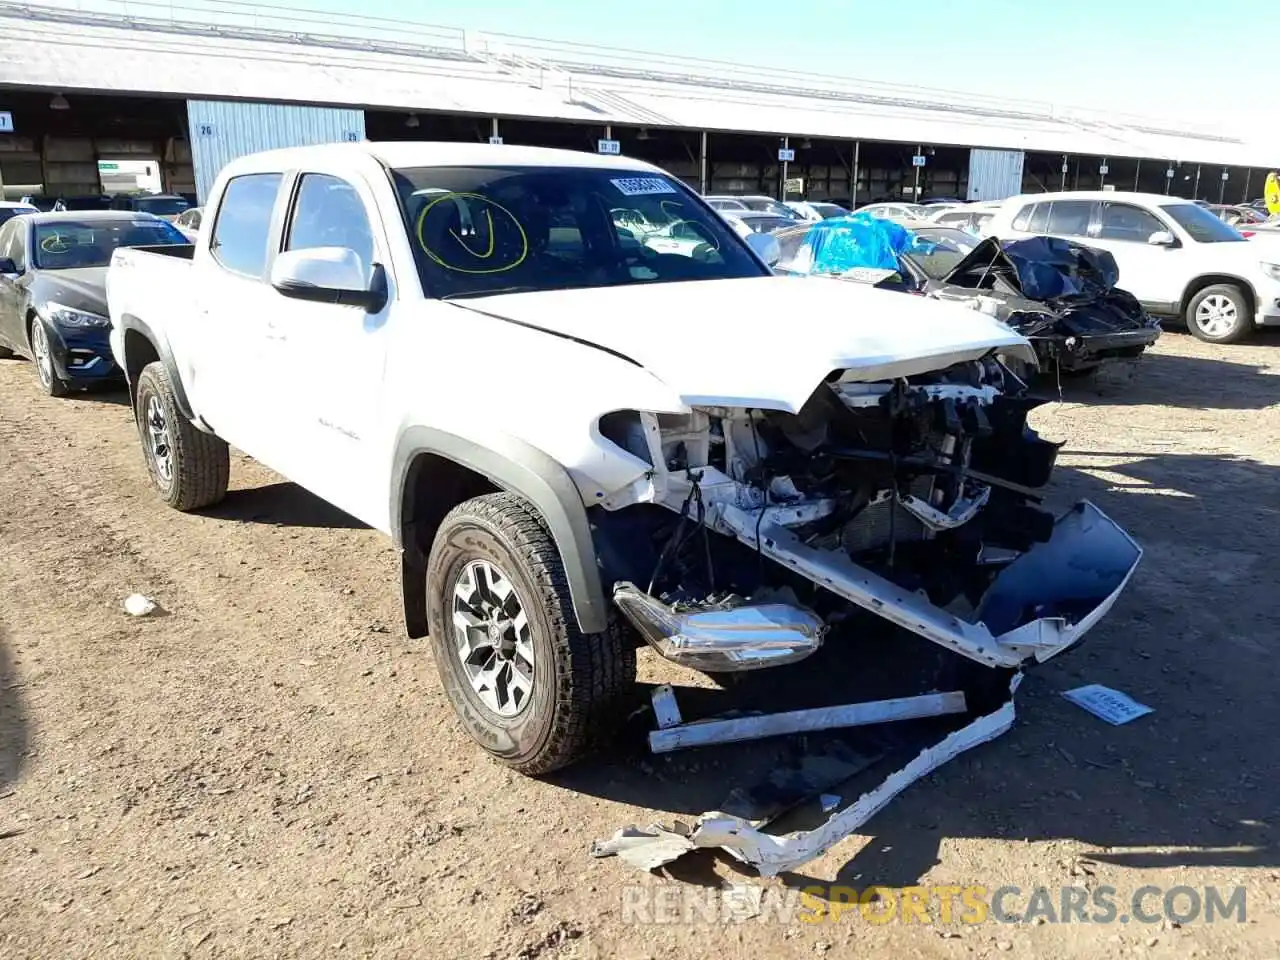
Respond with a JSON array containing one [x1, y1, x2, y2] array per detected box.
[[1219, 168, 1228, 204], [1165, 162, 1173, 195], [913, 143, 922, 199], [1134, 158, 1141, 191], [1061, 154, 1069, 190], [1099, 157, 1108, 190], [1242, 168, 1252, 204], [491, 117, 500, 143], [699, 130, 708, 195], [851, 140, 860, 207], [780, 135, 790, 200]]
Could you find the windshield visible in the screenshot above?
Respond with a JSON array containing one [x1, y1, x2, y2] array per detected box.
[[390, 166, 768, 299], [899, 228, 983, 278], [32, 217, 189, 269], [134, 196, 189, 216], [738, 215, 794, 234], [812, 203, 850, 218], [740, 197, 795, 217], [1160, 203, 1246, 243]]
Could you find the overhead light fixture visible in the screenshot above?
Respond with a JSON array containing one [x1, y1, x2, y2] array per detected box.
[[49, 93, 70, 111], [404, 113, 420, 129]]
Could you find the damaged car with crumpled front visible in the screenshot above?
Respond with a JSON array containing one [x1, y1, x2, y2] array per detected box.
[[109, 146, 1143, 879], [773, 217, 1162, 377]]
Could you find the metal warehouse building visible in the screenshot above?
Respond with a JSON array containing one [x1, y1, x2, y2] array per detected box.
[[1, 0, 1276, 206]]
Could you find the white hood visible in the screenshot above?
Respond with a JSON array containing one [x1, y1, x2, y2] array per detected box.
[[459, 277, 1036, 413]]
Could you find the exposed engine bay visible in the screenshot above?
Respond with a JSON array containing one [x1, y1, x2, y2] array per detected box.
[[595, 354, 1142, 674]]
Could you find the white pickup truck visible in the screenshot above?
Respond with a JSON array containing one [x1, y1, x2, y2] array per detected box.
[[107, 142, 1141, 775]]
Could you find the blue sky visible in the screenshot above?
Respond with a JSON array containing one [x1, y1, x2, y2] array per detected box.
[[270, 0, 1256, 130]]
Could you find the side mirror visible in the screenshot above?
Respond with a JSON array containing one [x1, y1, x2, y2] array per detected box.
[[0, 257, 18, 276], [746, 231, 781, 267], [270, 246, 386, 312], [1147, 230, 1176, 246]]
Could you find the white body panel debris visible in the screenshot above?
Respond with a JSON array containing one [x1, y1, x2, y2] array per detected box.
[[1062, 684, 1153, 725], [648, 691, 968, 754], [594, 675, 1022, 876]]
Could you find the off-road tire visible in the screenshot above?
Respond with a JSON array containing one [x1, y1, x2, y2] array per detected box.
[[426, 491, 636, 775], [1186, 283, 1252, 344], [134, 361, 229, 511]]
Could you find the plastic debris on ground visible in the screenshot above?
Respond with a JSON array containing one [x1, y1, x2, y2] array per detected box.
[[1061, 684, 1153, 725], [123, 594, 158, 617], [592, 674, 1023, 876]]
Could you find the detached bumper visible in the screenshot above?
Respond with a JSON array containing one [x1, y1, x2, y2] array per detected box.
[[718, 500, 1142, 670], [46, 325, 121, 383]]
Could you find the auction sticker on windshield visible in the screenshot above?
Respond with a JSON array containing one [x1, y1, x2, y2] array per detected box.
[[611, 177, 679, 196]]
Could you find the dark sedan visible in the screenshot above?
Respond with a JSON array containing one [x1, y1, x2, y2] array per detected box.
[[0, 211, 189, 396]]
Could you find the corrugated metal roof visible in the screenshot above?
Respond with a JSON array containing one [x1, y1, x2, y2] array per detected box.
[[1, 0, 1274, 169]]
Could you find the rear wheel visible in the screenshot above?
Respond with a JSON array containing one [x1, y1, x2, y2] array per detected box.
[[134, 361, 229, 511], [1186, 283, 1251, 344], [28, 319, 70, 397], [426, 492, 636, 775]]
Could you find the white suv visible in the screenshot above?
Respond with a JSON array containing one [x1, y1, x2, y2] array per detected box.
[[984, 191, 1280, 343]]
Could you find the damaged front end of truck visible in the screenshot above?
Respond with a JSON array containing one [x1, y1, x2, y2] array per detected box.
[[587, 348, 1142, 874], [593, 353, 1141, 676]]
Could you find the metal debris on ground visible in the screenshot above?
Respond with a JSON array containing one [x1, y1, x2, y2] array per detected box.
[[592, 674, 1022, 876], [647, 689, 968, 754], [1061, 683, 1153, 725]]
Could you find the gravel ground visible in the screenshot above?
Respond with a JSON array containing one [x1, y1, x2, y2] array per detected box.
[[1, 330, 1278, 959]]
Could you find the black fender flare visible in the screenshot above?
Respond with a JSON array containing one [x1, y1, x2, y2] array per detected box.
[[116, 313, 200, 425], [391, 425, 608, 636]]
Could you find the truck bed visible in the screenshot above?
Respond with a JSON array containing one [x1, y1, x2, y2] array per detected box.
[[106, 244, 199, 367]]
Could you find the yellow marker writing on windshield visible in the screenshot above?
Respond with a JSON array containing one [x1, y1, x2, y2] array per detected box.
[[416, 192, 529, 275], [450, 209, 496, 259]]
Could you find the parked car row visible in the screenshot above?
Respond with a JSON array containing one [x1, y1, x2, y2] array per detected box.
[[708, 185, 1280, 344], [0, 211, 191, 394], [1, 142, 1143, 782], [16, 191, 195, 221]]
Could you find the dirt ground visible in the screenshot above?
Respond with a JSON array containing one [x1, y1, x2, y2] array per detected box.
[[1, 331, 1278, 960]]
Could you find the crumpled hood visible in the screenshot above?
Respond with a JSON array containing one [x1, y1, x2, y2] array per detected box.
[[458, 277, 1036, 413]]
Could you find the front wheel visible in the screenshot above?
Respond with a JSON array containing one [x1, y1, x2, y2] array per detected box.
[[134, 362, 229, 511], [28, 319, 70, 397], [1186, 283, 1252, 344], [426, 492, 636, 775]]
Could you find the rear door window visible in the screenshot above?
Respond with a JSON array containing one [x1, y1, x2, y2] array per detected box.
[[210, 173, 284, 279], [1044, 200, 1095, 237], [1095, 202, 1167, 242]]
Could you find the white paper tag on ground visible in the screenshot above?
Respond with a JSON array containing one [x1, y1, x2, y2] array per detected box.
[[1062, 684, 1153, 725]]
